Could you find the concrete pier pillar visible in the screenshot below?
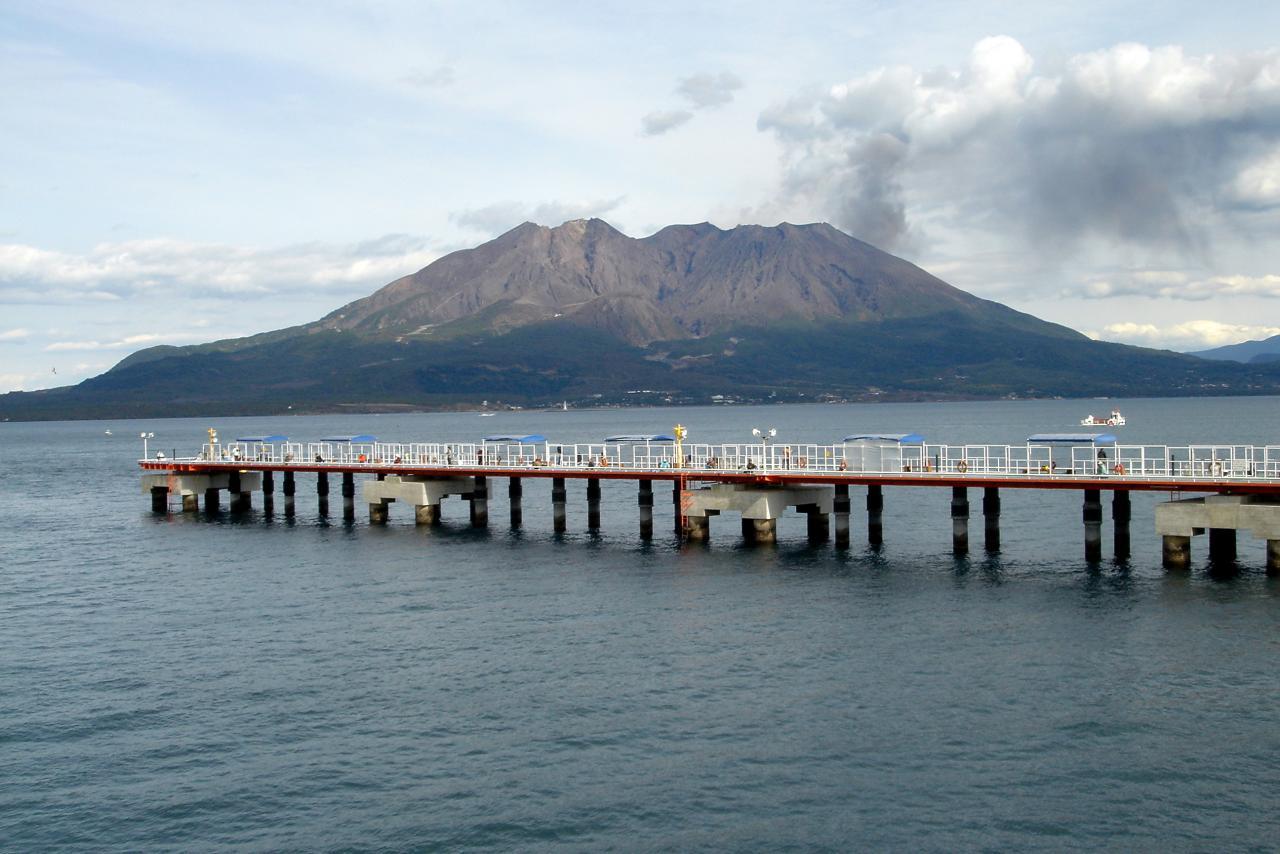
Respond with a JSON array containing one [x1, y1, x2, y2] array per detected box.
[[833, 483, 850, 548], [1083, 489, 1103, 563], [867, 484, 884, 545], [316, 472, 329, 515], [982, 487, 1000, 552], [508, 477, 523, 528], [262, 470, 274, 495], [806, 510, 830, 543], [686, 515, 709, 541], [470, 475, 488, 528], [283, 471, 296, 516], [369, 500, 389, 525], [150, 485, 169, 512], [638, 479, 654, 539], [552, 477, 567, 533], [674, 480, 686, 537], [742, 517, 777, 545], [1163, 535, 1192, 570], [182, 493, 198, 513], [204, 487, 220, 512], [1208, 527, 1237, 562], [587, 479, 602, 530], [1267, 539, 1280, 575], [415, 504, 439, 526], [342, 472, 355, 520], [229, 471, 250, 511], [951, 486, 969, 554], [1112, 490, 1132, 561]]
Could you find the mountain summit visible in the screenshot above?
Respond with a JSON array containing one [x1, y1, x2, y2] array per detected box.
[[3, 219, 1277, 420], [313, 219, 1050, 345]]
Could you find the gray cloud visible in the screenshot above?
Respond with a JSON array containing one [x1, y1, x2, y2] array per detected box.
[[450, 197, 626, 236], [640, 109, 694, 136], [641, 70, 743, 136], [758, 37, 1280, 256], [676, 71, 743, 109]]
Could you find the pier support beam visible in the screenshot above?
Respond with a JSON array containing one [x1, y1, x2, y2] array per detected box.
[[742, 517, 776, 544], [150, 485, 168, 512], [1268, 540, 1280, 575], [1083, 489, 1103, 563], [283, 471, 295, 516], [360, 476, 473, 528], [142, 472, 257, 518], [415, 504, 439, 526], [1163, 535, 1192, 571], [687, 514, 710, 541], [983, 487, 1000, 552], [1209, 527, 1236, 563], [508, 478, 522, 528], [182, 493, 198, 513], [552, 478, 567, 533], [587, 479, 601, 530], [806, 508, 830, 543], [951, 486, 969, 554], [1112, 491, 1131, 561], [674, 480, 686, 537], [833, 483, 850, 548], [261, 470, 274, 512], [469, 476, 488, 528], [342, 473, 355, 520], [369, 499, 390, 525], [867, 484, 884, 546], [638, 479, 654, 539], [204, 487, 220, 513], [229, 470, 251, 511]]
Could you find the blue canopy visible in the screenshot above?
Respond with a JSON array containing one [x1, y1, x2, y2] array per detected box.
[[235, 434, 289, 443], [1028, 433, 1116, 445], [605, 434, 675, 442], [843, 433, 926, 444], [483, 434, 546, 444], [321, 434, 377, 443]]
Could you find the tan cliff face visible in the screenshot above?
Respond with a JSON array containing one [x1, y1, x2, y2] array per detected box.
[[315, 218, 1031, 346]]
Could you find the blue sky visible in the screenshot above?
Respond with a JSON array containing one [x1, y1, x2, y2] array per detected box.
[[3, 1, 1280, 391]]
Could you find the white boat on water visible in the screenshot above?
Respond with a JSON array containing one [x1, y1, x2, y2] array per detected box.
[[1080, 409, 1126, 427]]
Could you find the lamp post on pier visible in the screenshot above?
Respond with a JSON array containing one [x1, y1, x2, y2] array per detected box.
[[140, 431, 155, 459], [751, 427, 776, 469]]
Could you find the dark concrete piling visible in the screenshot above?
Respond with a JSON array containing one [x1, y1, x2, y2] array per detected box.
[[686, 515, 709, 541], [283, 471, 295, 516], [1083, 489, 1103, 562], [638, 479, 654, 539], [742, 517, 777, 544], [552, 478, 567, 533], [150, 485, 168, 512], [867, 484, 884, 545], [806, 508, 830, 543], [182, 493, 198, 513], [370, 499, 389, 524], [1268, 539, 1280, 575], [204, 487, 220, 512], [587, 479, 601, 530], [982, 487, 1000, 552], [508, 477, 523, 528], [470, 475, 488, 528], [415, 504, 439, 526], [1163, 535, 1191, 570], [833, 483, 851, 547], [1209, 527, 1236, 562], [1112, 490, 1131, 561], [341, 472, 355, 520], [951, 486, 969, 554]]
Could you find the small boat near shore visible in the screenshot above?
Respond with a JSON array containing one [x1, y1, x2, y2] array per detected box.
[[1081, 409, 1126, 427]]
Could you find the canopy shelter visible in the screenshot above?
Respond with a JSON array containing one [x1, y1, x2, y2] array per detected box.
[[842, 432, 926, 473], [235, 434, 289, 443], [604, 434, 675, 443], [1027, 433, 1117, 474], [482, 434, 547, 444], [321, 434, 377, 443]]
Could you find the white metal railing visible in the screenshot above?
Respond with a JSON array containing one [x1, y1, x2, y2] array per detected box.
[[165, 441, 1280, 483]]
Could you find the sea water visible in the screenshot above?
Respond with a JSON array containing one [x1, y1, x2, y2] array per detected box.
[[2, 398, 1278, 850]]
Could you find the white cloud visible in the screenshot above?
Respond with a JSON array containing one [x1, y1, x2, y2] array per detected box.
[[1079, 271, 1280, 300], [758, 38, 1280, 256], [1088, 319, 1280, 349], [0, 328, 30, 341], [450, 197, 626, 236], [0, 235, 440, 304], [44, 332, 208, 352]]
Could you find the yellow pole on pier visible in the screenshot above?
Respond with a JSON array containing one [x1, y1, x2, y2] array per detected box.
[[674, 424, 686, 469]]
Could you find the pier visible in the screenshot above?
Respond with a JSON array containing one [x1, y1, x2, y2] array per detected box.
[[140, 430, 1280, 572]]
